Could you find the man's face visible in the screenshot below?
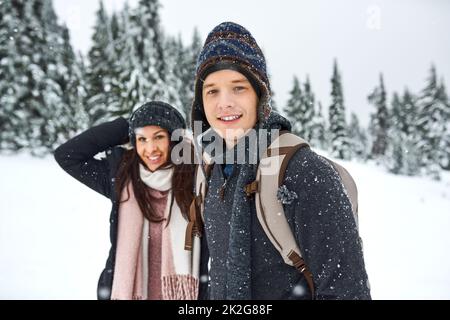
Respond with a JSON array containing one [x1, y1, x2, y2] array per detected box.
[[202, 69, 258, 147]]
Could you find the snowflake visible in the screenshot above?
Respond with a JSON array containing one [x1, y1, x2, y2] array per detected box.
[[277, 185, 298, 204]]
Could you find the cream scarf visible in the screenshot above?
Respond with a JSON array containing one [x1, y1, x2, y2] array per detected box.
[[110, 165, 200, 300]]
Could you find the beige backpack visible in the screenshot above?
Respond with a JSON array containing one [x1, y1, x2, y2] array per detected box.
[[185, 132, 359, 299]]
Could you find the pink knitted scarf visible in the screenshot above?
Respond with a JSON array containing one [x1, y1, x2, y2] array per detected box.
[[110, 167, 198, 300]]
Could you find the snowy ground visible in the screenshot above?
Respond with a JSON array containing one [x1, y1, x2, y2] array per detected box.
[[322, 154, 450, 300], [1, 152, 449, 300]]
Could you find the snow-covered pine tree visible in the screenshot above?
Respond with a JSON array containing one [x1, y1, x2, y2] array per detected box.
[[1, 0, 78, 155], [178, 28, 202, 126], [416, 65, 447, 179], [329, 60, 351, 160], [85, 0, 119, 125], [34, 0, 71, 154], [48, 25, 87, 144], [115, 4, 145, 116], [3, 0, 51, 152], [310, 101, 327, 151], [283, 76, 303, 136], [402, 89, 417, 136], [269, 89, 279, 113], [61, 28, 89, 137], [385, 92, 405, 174], [437, 80, 450, 170], [163, 35, 183, 111], [110, 12, 120, 46], [1, 0, 89, 154], [133, 0, 166, 103], [348, 113, 368, 161], [301, 75, 316, 141], [266, 70, 278, 113], [104, 12, 128, 120], [368, 73, 389, 160], [0, 0, 22, 151], [401, 89, 421, 174]]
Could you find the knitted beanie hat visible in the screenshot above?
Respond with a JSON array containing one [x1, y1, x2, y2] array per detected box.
[[191, 22, 272, 134], [129, 101, 186, 147]]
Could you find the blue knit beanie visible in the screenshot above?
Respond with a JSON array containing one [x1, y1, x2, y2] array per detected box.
[[191, 22, 272, 134], [129, 101, 186, 147]]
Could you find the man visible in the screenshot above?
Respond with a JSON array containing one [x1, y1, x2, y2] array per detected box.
[[192, 22, 370, 300]]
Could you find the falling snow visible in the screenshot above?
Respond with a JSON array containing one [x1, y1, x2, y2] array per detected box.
[[1, 149, 450, 299]]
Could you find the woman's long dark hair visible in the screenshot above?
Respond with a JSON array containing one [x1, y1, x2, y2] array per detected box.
[[114, 139, 195, 222]]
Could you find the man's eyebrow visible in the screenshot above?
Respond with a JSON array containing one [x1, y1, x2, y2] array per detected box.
[[231, 78, 250, 84], [203, 83, 215, 90], [203, 78, 249, 89]]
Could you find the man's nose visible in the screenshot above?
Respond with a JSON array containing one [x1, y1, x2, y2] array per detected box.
[[217, 91, 234, 111]]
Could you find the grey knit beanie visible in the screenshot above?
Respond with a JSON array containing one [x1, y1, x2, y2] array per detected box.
[[129, 101, 186, 147]]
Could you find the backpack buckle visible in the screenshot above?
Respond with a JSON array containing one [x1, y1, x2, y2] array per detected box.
[[244, 181, 259, 197]]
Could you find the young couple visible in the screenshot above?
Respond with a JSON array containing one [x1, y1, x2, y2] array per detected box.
[[55, 22, 371, 300]]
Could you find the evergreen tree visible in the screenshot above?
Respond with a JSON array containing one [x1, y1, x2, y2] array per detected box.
[[10, 0, 52, 152], [301, 75, 316, 141], [61, 25, 90, 136], [179, 28, 202, 125], [115, 3, 147, 116], [283, 76, 303, 136], [112, 4, 142, 117], [310, 101, 327, 151], [284, 75, 316, 140], [400, 89, 421, 175], [0, 0, 22, 151], [329, 60, 351, 160], [416, 65, 447, 179], [348, 113, 368, 160], [385, 93, 405, 174], [133, 0, 166, 101], [267, 70, 279, 113], [104, 12, 127, 119], [437, 80, 450, 170], [269, 90, 279, 113], [368, 73, 389, 159], [85, 0, 119, 125], [110, 12, 121, 44], [390, 93, 404, 132], [1, 0, 88, 154], [385, 90, 421, 176], [1, 1, 68, 154], [48, 25, 88, 145], [34, 0, 71, 154], [164, 35, 183, 111], [401, 89, 417, 136]]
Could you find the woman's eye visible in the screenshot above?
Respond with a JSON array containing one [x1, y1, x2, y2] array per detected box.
[[206, 89, 218, 95], [138, 137, 146, 142], [234, 86, 246, 93], [155, 135, 165, 140]]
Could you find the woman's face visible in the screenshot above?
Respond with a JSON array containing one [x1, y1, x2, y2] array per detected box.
[[135, 125, 170, 172]]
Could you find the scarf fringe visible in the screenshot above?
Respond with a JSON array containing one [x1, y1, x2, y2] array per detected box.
[[162, 274, 199, 300]]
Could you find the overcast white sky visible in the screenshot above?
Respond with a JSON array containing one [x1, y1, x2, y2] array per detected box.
[[53, 0, 450, 126]]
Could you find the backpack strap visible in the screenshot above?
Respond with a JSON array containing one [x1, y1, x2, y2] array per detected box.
[[252, 132, 316, 298], [184, 155, 213, 251]]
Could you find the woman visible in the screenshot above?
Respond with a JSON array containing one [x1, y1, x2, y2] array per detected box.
[[54, 101, 200, 300]]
